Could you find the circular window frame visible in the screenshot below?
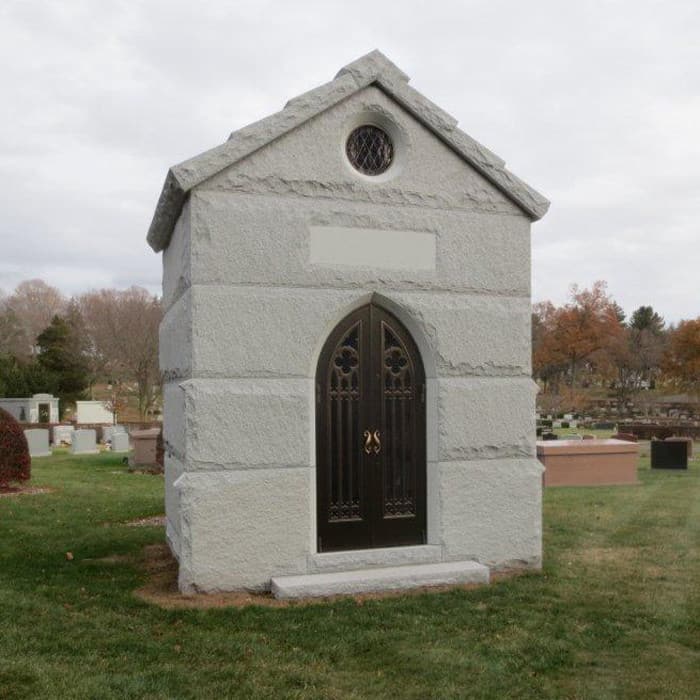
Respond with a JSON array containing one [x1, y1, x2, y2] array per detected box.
[[341, 110, 406, 183]]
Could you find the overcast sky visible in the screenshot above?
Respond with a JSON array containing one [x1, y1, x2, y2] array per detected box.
[[1, 1, 698, 322]]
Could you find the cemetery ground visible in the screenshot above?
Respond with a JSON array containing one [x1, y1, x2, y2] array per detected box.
[[1, 449, 698, 699]]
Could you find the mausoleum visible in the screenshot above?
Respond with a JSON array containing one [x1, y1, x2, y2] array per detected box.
[[0, 393, 59, 424], [148, 51, 549, 595]]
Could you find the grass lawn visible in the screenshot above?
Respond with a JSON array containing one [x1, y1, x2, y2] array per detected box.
[[1, 451, 699, 699]]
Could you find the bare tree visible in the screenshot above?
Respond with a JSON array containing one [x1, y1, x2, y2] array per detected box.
[[79, 287, 162, 420], [5, 280, 66, 356]]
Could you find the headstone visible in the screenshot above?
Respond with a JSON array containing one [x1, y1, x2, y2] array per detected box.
[[24, 428, 51, 457], [111, 432, 130, 452], [651, 441, 688, 470], [102, 425, 125, 444], [569, 420, 578, 429], [52, 425, 75, 446], [664, 436, 693, 458], [71, 429, 99, 455], [129, 428, 161, 467], [552, 421, 562, 429], [541, 432, 558, 441]]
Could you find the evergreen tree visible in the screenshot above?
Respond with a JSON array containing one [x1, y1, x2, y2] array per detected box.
[[36, 315, 90, 413], [630, 306, 665, 334]]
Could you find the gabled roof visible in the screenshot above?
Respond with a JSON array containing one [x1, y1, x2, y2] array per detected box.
[[147, 50, 549, 252]]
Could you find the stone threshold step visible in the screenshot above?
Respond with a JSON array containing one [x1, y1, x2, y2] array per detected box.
[[309, 544, 443, 573], [271, 560, 490, 599]]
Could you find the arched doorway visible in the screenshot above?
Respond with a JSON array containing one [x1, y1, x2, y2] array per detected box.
[[316, 303, 426, 552]]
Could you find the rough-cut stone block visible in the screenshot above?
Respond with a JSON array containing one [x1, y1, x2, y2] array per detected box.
[[165, 454, 184, 547], [24, 429, 51, 457], [439, 459, 543, 567], [187, 286, 531, 380], [181, 378, 312, 468], [189, 191, 530, 296], [161, 199, 191, 309], [70, 429, 99, 455], [271, 560, 490, 599], [438, 377, 537, 460], [111, 432, 130, 452], [189, 286, 362, 378], [162, 381, 186, 459], [160, 288, 192, 378], [176, 468, 313, 591], [391, 292, 531, 376]]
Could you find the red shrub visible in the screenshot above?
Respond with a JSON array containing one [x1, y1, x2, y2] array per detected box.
[[0, 408, 31, 487]]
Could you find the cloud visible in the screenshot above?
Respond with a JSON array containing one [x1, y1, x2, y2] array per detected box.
[[0, 0, 698, 321]]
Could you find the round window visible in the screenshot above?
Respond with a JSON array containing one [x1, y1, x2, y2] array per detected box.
[[346, 125, 394, 176]]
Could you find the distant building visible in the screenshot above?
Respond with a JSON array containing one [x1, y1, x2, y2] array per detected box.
[[0, 393, 59, 423], [75, 401, 114, 424]]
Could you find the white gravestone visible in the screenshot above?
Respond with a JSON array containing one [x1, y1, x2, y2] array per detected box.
[[71, 429, 99, 455], [24, 428, 51, 457], [111, 432, 130, 452], [102, 425, 125, 444], [52, 425, 75, 446]]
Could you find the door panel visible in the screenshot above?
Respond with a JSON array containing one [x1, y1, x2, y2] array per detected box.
[[316, 304, 426, 552]]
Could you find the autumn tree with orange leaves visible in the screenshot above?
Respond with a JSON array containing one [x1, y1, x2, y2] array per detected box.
[[533, 281, 624, 392], [663, 318, 700, 398]]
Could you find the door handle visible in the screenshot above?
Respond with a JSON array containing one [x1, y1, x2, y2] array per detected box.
[[372, 430, 381, 454], [363, 429, 382, 454], [363, 430, 373, 454]]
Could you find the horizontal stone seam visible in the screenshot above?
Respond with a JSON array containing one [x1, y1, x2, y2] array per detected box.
[[196, 182, 526, 218], [186, 282, 531, 299], [160, 372, 532, 381], [177, 455, 536, 469], [438, 453, 537, 463], [167, 374, 535, 382], [177, 463, 314, 472]]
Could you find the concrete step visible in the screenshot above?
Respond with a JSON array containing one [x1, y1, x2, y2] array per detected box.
[[271, 560, 490, 599]]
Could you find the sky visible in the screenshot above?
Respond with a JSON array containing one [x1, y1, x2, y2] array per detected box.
[[1, 0, 698, 322]]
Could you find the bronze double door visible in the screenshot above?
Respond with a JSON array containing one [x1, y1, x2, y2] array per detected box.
[[316, 303, 427, 552]]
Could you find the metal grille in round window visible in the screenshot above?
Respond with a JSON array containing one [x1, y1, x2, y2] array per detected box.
[[346, 125, 394, 176]]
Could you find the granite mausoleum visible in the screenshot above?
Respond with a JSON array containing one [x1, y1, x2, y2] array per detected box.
[[148, 51, 549, 595]]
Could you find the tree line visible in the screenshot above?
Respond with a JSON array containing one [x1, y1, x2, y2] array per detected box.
[[0, 279, 162, 420], [533, 281, 700, 413]]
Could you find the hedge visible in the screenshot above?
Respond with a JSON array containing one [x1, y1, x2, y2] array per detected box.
[[0, 408, 31, 487]]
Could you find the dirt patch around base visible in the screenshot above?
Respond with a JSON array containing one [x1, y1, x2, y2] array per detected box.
[[125, 515, 166, 528], [134, 544, 527, 610], [0, 486, 53, 499]]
